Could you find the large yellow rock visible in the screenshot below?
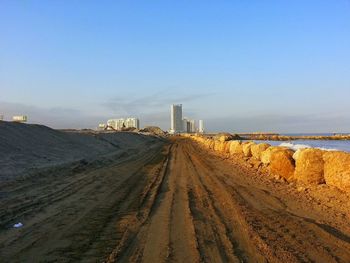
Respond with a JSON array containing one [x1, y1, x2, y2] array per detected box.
[[229, 141, 243, 155], [323, 151, 350, 192], [242, 142, 255, 157], [214, 140, 220, 151], [223, 141, 232, 154], [269, 148, 295, 180], [260, 146, 282, 164], [294, 149, 325, 185], [197, 137, 205, 144], [292, 149, 302, 161], [206, 139, 215, 149], [251, 143, 271, 160], [214, 141, 227, 153]]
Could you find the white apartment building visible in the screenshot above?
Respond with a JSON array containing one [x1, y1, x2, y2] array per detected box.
[[12, 116, 27, 123], [198, 120, 204, 133], [107, 118, 125, 130], [182, 117, 196, 133], [107, 117, 139, 130], [189, 119, 196, 133], [170, 104, 183, 134], [125, 118, 140, 129]]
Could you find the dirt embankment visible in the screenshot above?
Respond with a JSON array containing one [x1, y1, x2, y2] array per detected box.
[[0, 121, 163, 182]]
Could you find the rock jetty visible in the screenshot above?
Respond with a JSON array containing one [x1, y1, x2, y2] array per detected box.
[[186, 133, 350, 193]]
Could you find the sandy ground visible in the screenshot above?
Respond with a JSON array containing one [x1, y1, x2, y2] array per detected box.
[[1, 136, 350, 262]]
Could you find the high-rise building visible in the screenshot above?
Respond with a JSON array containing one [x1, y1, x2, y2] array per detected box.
[[182, 117, 196, 133], [107, 119, 124, 130], [125, 118, 140, 129], [170, 104, 183, 134], [182, 117, 189, 133], [199, 120, 204, 133], [189, 119, 196, 133]]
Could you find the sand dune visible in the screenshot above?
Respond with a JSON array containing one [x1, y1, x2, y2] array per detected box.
[[0, 121, 161, 181]]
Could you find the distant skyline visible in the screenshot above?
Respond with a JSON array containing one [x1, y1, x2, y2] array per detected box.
[[1, 1, 350, 132]]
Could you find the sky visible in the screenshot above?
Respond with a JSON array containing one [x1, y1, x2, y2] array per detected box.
[[1, 0, 350, 132]]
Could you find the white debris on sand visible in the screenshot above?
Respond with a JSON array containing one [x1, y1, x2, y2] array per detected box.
[[13, 222, 23, 228]]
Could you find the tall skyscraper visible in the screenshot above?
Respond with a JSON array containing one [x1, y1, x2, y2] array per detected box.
[[199, 120, 204, 133], [170, 104, 183, 134]]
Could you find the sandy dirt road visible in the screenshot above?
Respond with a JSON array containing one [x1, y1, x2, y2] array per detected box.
[[1, 137, 350, 262]]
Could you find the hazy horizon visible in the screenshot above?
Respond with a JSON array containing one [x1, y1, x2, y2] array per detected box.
[[1, 1, 349, 132]]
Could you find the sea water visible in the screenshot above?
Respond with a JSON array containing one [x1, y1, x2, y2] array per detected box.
[[253, 140, 350, 152]]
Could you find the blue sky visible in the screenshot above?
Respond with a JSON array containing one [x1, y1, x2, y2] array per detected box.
[[1, 1, 349, 132]]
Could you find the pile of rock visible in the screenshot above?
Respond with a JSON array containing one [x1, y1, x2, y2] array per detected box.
[[189, 134, 350, 193], [139, 126, 165, 136]]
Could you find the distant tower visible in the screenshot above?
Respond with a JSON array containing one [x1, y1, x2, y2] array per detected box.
[[199, 120, 204, 133], [170, 104, 183, 134], [189, 119, 195, 133]]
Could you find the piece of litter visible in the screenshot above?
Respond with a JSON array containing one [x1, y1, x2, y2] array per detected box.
[[13, 222, 23, 228]]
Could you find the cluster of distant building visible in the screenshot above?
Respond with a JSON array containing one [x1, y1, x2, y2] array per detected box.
[[1, 105, 205, 134], [99, 104, 204, 134], [0, 115, 27, 123], [3, 104, 204, 134], [170, 104, 204, 134], [99, 117, 140, 130]]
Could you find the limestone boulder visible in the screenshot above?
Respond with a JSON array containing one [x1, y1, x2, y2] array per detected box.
[[260, 147, 282, 165], [269, 148, 295, 180], [223, 141, 232, 154], [294, 149, 325, 185], [215, 141, 228, 153], [242, 142, 255, 157], [197, 137, 205, 144], [207, 139, 215, 149], [292, 149, 302, 162], [229, 141, 243, 155], [251, 143, 271, 160], [214, 140, 220, 151], [323, 151, 350, 192]]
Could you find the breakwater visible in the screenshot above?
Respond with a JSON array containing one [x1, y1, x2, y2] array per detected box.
[[185, 134, 350, 193], [242, 134, 350, 141]]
